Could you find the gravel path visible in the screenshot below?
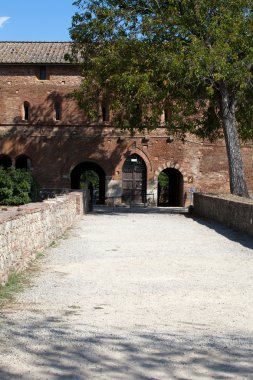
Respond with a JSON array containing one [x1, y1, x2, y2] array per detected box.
[[0, 210, 253, 379]]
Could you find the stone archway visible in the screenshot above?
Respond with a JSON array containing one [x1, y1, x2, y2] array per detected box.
[[155, 162, 188, 207], [71, 161, 106, 204], [158, 168, 184, 206]]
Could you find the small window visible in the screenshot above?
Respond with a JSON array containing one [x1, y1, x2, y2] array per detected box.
[[102, 104, 109, 122], [0, 154, 12, 169], [164, 109, 170, 123], [15, 155, 32, 171], [39, 66, 47, 80], [54, 102, 61, 121], [23, 101, 30, 121]]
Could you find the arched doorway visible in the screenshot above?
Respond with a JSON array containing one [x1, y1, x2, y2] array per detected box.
[[15, 155, 32, 171], [71, 162, 105, 204], [0, 154, 12, 169], [158, 168, 184, 207], [122, 154, 147, 203]]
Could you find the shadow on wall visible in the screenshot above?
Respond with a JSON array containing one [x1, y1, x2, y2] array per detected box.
[[0, 316, 252, 379]]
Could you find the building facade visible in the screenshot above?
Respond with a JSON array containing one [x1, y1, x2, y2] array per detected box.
[[0, 42, 252, 206]]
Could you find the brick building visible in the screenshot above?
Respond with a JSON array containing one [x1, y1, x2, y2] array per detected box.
[[0, 42, 252, 206]]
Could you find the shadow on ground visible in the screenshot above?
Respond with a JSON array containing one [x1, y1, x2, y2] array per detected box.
[[0, 314, 252, 379], [92, 205, 253, 250], [188, 215, 253, 250]]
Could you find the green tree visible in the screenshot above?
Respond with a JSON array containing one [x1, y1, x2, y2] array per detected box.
[[69, 0, 253, 197], [80, 170, 99, 189], [158, 172, 169, 189], [0, 168, 38, 205]]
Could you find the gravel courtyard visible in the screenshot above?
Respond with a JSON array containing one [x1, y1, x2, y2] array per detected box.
[[0, 210, 253, 379]]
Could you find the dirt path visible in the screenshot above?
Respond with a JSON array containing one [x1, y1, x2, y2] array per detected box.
[[0, 210, 253, 379]]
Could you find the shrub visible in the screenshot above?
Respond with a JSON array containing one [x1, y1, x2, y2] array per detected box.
[[0, 167, 38, 205]]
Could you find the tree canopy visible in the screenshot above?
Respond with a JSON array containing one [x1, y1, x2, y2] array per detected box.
[[69, 0, 253, 196]]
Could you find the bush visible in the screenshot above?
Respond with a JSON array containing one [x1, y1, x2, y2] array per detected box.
[[0, 167, 39, 205]]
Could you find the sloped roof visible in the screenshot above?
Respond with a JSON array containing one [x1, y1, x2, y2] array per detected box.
[[0, 42, 74, 64]]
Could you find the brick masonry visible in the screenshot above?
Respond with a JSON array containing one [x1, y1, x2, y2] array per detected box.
[[0, 191, 89, 286], [0, 62, 252, 206]]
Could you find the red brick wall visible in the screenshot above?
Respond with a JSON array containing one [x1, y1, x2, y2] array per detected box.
[[0, 64, 85, 125], [0, 64, 252, 205]]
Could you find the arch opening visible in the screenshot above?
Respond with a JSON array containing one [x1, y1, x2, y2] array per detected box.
[[0, 155, 12, 169], [71, 162, 105, 204], [158, 168, 184, 207], [122, 154, 147, 203], [15, 155, 32, 171]]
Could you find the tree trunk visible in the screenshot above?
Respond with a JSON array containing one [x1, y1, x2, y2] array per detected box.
[[220, 83, 249, 197]]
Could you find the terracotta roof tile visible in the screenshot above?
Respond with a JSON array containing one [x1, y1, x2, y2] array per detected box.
[[0, 42, 74, 64]]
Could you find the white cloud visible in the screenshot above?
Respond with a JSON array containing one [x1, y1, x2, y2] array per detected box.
[[0, 17, 10, 28]]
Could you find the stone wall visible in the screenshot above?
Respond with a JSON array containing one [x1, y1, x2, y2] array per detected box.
[[0, 191, 89, 286], [194, 193, 253, 237]]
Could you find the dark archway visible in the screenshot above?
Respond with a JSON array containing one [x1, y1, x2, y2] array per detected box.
[[15, 155, 32, 171], [0, 154, 12, 169], [71, 162, 105, 204], [122, 154, 147, 203], [158, 168, 184, 207]]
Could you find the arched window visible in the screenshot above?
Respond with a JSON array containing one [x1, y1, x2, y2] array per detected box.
[[0, 154, 12, 169], [15, 155, 32, 171], [164, 109, 170, 123], [54, 102, 61, 121], [23, 101, 30, 121], [102, 105, 109, 122], [100, 101, 110, 122]]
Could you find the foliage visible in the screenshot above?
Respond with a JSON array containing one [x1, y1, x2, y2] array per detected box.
[[158, 172, 169, 189], [0, 271, 25, 302], [69, 0, 253, 134], [0, 251, 44, 300], [0, 168, 38, 205], [69, 0, 253, 196], [80, 170, 99, 189]]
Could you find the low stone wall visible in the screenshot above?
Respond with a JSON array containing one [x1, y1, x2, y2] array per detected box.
[[194, 193, 253, 237], [0, 191, 89, 286]]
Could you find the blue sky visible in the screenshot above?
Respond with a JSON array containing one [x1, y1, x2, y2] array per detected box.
[[0, 0, 78, 41]]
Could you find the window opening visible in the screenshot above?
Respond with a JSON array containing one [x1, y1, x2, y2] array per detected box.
[[0, 155, 12, 169], [39, 66, 47, 80], [55, 102, 61, 121], [15, 155, 32, 171], [102, 105, 109, 122], [23, 102, 30, 121]]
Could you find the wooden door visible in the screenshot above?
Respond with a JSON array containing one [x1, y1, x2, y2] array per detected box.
[[122, 155, 147, 203]]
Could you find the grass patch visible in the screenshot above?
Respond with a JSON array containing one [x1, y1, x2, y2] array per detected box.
[[0, 252, 45, 306], [0, 271, 27, 304]]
